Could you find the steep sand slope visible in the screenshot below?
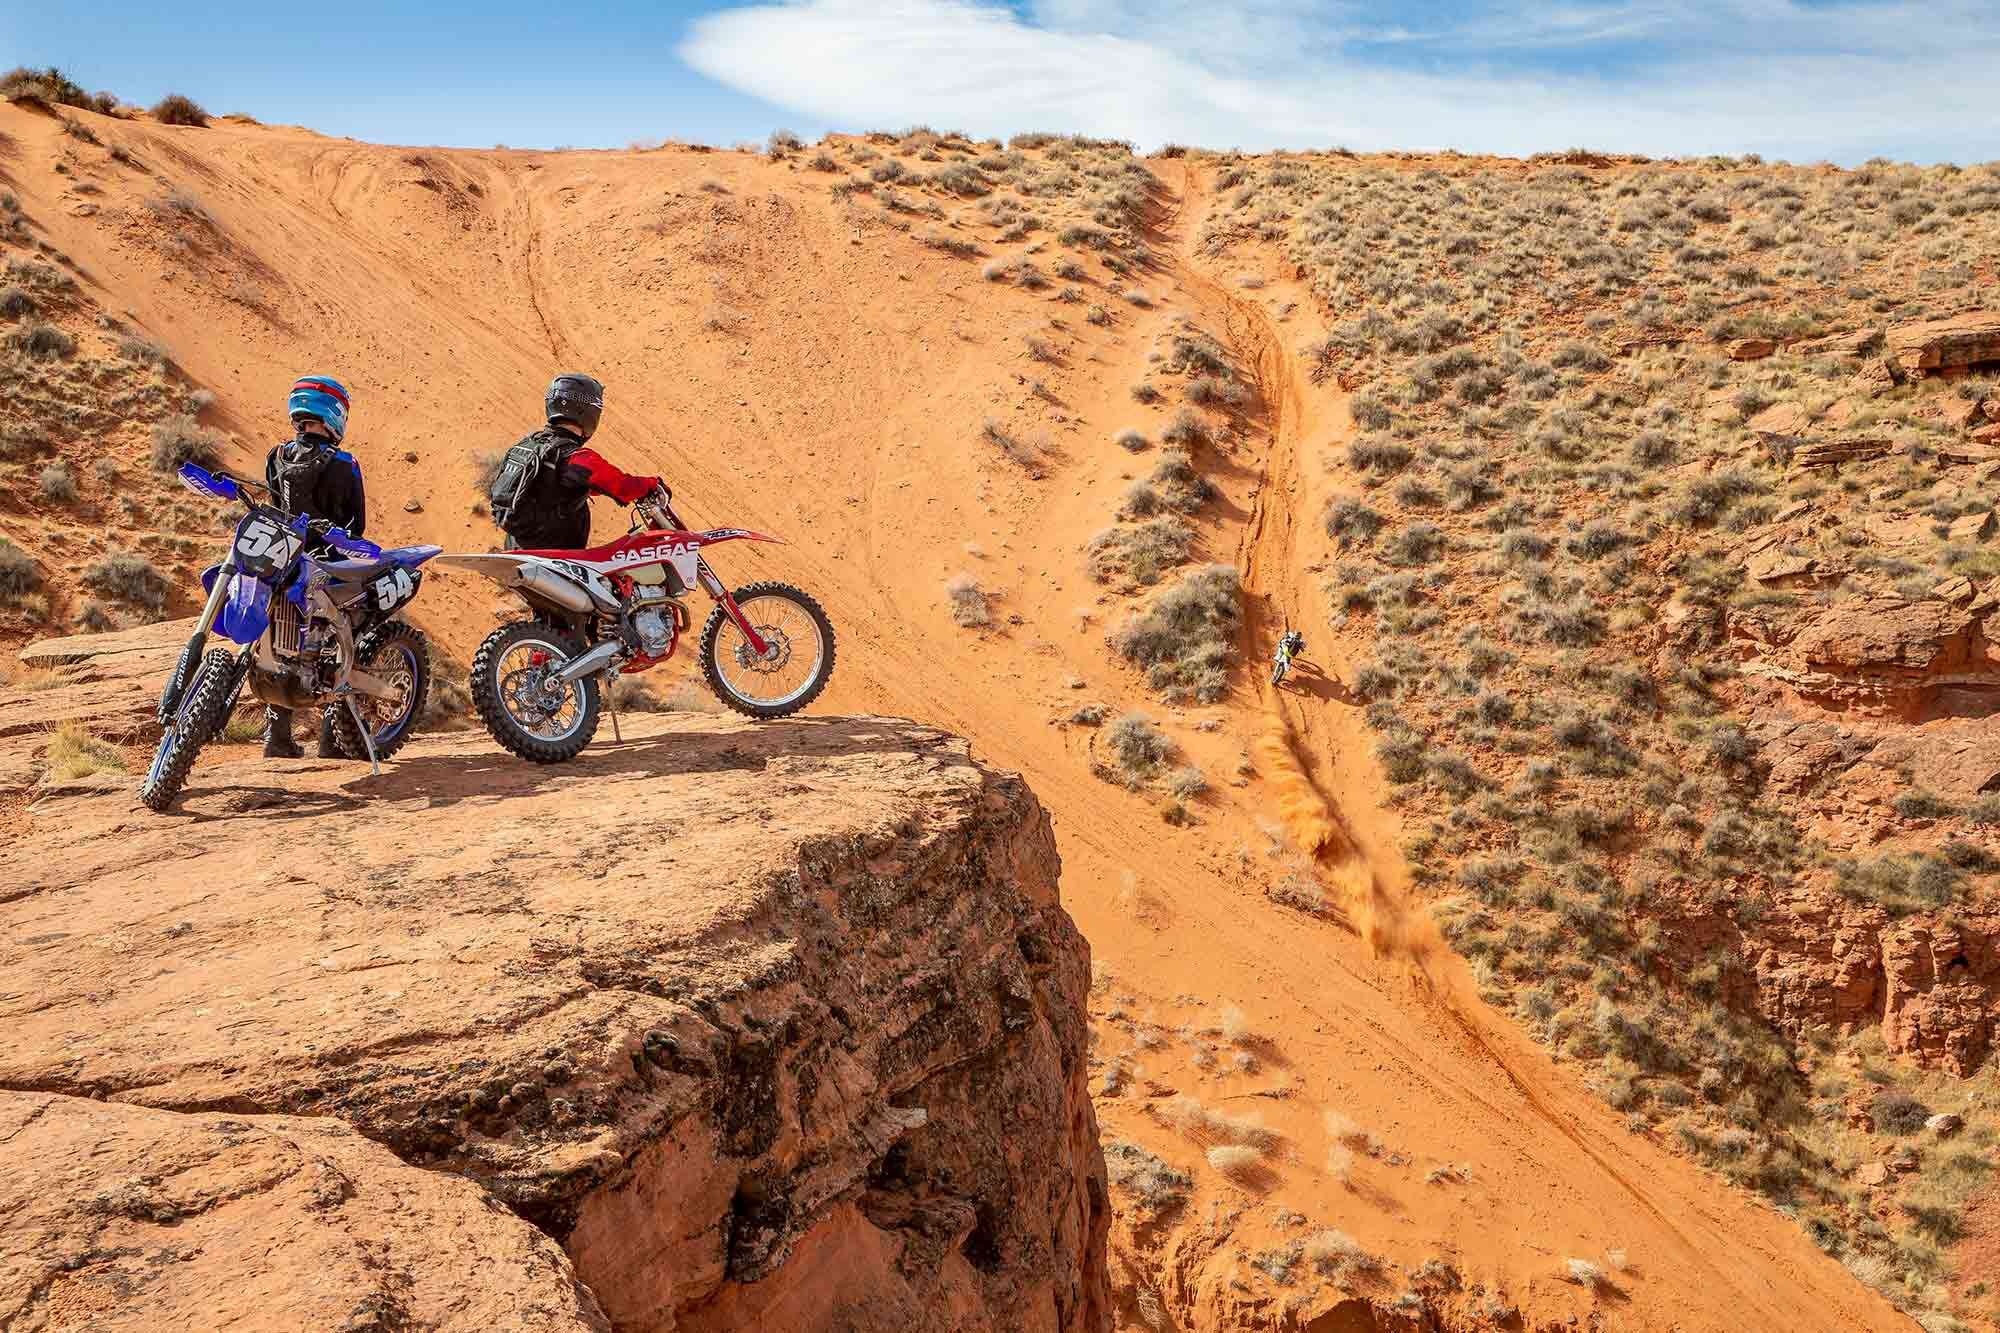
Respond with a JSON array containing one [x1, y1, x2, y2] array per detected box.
[[3, 105, 1911, 1329]]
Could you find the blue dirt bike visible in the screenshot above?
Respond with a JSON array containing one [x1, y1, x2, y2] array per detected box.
[[140, 463, 442, 812]]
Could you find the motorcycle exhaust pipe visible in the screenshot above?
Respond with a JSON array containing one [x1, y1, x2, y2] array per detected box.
[[513, 564, 594, 614], [554, 640, 625, 685]]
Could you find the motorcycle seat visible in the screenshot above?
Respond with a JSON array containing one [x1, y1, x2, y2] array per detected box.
[[318, 545, 443, 582]]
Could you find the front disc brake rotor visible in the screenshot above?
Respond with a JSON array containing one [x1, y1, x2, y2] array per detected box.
[[735, 626, 792, 673]]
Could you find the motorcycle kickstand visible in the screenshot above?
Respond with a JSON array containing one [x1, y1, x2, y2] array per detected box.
[[606, 690, 623, 744], [341, 694, 382, 777]]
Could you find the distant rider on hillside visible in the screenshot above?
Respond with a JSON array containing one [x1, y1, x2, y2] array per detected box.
[[262, 374, 367, 760], [485, 374, 666, 550]]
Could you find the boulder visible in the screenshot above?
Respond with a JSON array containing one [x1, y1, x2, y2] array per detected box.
[[1728, 337, 1778, 361], [1745, 716, 1878, 797], [1863, 720, 2000, 802], [0, 715, 1111, 1333], [1747, 400, 1815, 436], [1856, 1161, 1890, 1187], [1927, 1113, 1965, 1138], [1885, 313, 2000, 377], [1792, 596, 1973, 676], [0, 1092, 609, 1332], [1948, 510, 1995, 543], [1795, 328, 1883, 360]]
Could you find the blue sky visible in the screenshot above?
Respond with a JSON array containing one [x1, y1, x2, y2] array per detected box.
[[9, 2, 1997, 163]]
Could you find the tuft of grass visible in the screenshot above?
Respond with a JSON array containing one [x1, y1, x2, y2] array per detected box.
[[1206, 1143, 1264, 1184], [81, 551, 168, 612], [0, 540, 44, 604], [150, 414, 222, 472], [10, 321, 75, 360], [1105, 712, 1172, 784], [945, 573, 990, 627], [37, 461, 78, 502], [43, 722, 126, 781], [1115, 428, 1150, 452]]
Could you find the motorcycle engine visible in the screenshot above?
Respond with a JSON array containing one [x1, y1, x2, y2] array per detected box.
[[633, 608, 672, 656]]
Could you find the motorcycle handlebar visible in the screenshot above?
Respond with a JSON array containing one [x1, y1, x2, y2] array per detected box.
[[287, 512, 381, 559]]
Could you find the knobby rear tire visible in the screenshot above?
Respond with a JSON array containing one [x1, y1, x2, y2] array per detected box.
[[330, 621, 432, 762], [470, 621, 601, 764], [700, 581, 836, 719], [138, 648, 237, 812]]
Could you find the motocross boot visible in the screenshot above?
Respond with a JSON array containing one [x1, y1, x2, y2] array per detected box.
[[316, 710, 343, 759], [314, 704, 342, 756], [262, 707, 304, 759]]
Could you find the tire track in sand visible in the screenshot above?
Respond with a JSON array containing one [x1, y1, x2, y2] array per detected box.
[[1164, 157, 1773, 1290]]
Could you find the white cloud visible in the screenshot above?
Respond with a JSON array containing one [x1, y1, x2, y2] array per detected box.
[[679, 0, 2000, 163]]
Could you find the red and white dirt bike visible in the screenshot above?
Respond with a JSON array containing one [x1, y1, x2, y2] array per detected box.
[[434, 488, 833, 762]]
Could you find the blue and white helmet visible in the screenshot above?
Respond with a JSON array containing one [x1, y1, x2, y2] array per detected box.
[[288, 374, 350, 442]]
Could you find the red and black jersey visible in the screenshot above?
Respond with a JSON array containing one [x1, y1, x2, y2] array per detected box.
[[496, 428, 661, 550]]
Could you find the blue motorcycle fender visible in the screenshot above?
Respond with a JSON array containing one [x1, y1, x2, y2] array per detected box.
[[215, 572, 272, 645]]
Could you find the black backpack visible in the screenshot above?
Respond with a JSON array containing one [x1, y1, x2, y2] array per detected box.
[[488, 434, 562, 536]]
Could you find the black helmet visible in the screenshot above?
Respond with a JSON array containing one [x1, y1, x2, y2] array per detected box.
[[545, 373, 604, 441]]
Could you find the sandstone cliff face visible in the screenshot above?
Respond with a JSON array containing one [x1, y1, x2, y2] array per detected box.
[[1745, 891, 1999, 1076], [0, 713, 1108, 1332]]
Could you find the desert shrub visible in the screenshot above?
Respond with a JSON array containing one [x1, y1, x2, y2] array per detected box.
[[1326, 497, 1386, 545], [1351, 392, 1392, 430], [1113, 564, 1239, 702], [1, 66, 92, 109], [1088, 516, 1196, 585], [1349, 436, 1412, 474], [1670, 469, 1766, 525], [0, 539, 42, 602], [81, 551, 169, 611], [1382, 522, 1445, 567], [1185, 375, 1245, 406], [1103, 1141, 1192, 1215], [1872, 1090, 1932, 1135], [1630, 430, 1676, 467], [1551, 340, 1610, 371], [921, 228, 980, 257], [471, 449, 506, 494], [945, 574, 989, 627], [0, 286, 34, 319], [1106, 712, 1173, 780], [1161, 409, 1211, 449], [1114, 428, 1149, 452], [1499, 527, 1553, 561], [1893, 789, 1956, 819], [149, 414, 222, 471], [37, 461, 78, 502], [1166, 765, 1208, 798], [150, 93, 209, 127], [76, 601, 119, 633], [1131, 382, 1161, 404], [766, 128, 803, 155], [979, 418, 1040, 469], [10, 321, 74, 359], [1148, 449, 1214, 511], [1567, 521, 1630, 560]]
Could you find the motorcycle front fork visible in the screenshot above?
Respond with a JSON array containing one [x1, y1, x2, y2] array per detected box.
[[159, 563, 238, 724]]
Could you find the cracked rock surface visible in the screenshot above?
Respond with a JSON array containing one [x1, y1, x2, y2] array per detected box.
[[1, 713, 1108, 1332]]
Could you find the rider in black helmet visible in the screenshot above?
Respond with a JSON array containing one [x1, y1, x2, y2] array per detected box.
[[486, 374, 665, 551]]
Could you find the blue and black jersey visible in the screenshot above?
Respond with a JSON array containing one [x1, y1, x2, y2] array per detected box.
[[265, 436, 366, 545]]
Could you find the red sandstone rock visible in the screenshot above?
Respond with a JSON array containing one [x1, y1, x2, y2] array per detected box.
[[0, 715, 1111, 1333], [1885, 313, 2000, 377], [0, 1092, 610, 1332]]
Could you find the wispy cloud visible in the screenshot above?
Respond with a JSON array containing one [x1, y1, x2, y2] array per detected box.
[[680, 0, 2000, 163]]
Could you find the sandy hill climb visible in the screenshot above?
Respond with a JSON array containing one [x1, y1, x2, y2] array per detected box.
[[0, 102, 1946, 1331]]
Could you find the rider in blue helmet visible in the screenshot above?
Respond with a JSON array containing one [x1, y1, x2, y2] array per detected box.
[[261, 374, 368, 760]]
